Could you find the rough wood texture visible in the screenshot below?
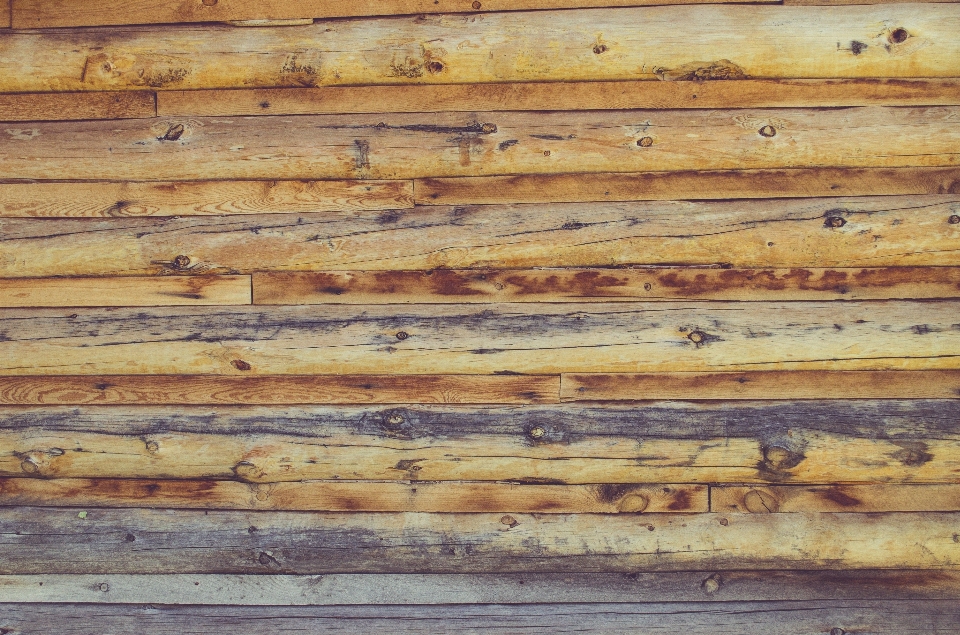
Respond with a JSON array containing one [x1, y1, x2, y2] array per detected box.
[[0, 478, 706, 514], [158, 79, 960, 117], [3, 5, 959, 91], [1, 0, 8, 28], [562, 371, 960, 400], [0, 375, 559, 405], [0, 92, 155, 123], [252, 267, 960, 304], [4, 108, 960, 182], [4, 508, 960, 573], [714, 485, 960, 513], [4, 196, 960, 278], [0, 276, 251, 308], [3, 401, 958, 484], [0, 180, 413, 218]]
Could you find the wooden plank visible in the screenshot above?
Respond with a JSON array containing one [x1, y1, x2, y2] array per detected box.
[[253, 267, 960, 305], [158, 79, 960, 117], [5, 570, 960, 604], [714, 485, 960, 513], [0, 92, 155, 123], [3, 5, 960, 91], [0, 276, 251, 308], [0, 180, 413, 218], [4, 109, 960, 182], [0, 375, 559, 405], [4, 507, 960, 572], [562, 371, 960, 401], [788, 0, 960, 5], [0, 0, 8, 28], [0, 301, 957, 376], [0, 478, 707, 514], [414, 167, 960, 205], [3, 401, 959, 484], [4, 196, 960, 278]]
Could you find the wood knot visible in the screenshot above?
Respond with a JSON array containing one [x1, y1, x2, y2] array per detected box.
[[231, 359, 252, 371], [233, 461, 261, 481], [701, 575, 722, 594], [743, 489, 780, 513], [480, 123, 498, 134], [158, 124, 185, 142], [426, 61, 445, 74], [637, 137, 654, 147], [824, 216, 846, 228], [396, 331, 409, 340], [20, 458, 39, 474], [500, 515, 519, 528], [472, 0, 481, 8], [528, 426, 545, 439], [616, 493, 649, 513], [889, 28, 909, 44], [758, 125, 776, 138], [949, 215, 960, 224], [172, 255, 191, 270], [593, 44, 608, 54]]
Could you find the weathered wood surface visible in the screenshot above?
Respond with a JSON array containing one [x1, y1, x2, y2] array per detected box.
[[0, 92, 155, 123], [0, 478, 706, 514], [3, 5, 959, 92], [3, 401, 959, 483], [0, 276, 251, 307], [562, 371, 960, 400], [252, 267, 960, 304], [0, 0, 8, 29], [0, 375, 559, 405], [5, 570, 960, 604], [0, 180, 413, 218], [4, 508, 960, 573], [4, 108, 960, 182], [4, 197, 960, 278], [158, 79, 960, 117], [714, 485, 960, 513]]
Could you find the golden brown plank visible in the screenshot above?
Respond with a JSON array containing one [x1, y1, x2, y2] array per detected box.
[[0, 478, 706, 513], [0, 276, 251, 308], [562, 371, 960, 401], [713, 485, 960, 513], [414, 167, 960, 205], [0, 375, 559, 405], [253, 267, 960, 305], [158, 79, 960, 117], [0, 180, 413, 218], [0, 92, 155, 123], [1, 0, 10, 28]]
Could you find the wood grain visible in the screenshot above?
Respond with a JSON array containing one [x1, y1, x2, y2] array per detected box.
[[3, 5, 959, 91], [3, 401, 959, 484], [562, 371, 960, 400], [4, 108, 960, 182], [0, 375, 559, 405], [0, 92, 155, 122], [4, 507, 960, 572], [0, 276, 251, 307], [714, 485, 960, 513], [3, 196, 960, 278], [1, 0, 8, 28], [158, 79, 960, 117], [0, 180, 413, 218], [252, 267, 960, 304]]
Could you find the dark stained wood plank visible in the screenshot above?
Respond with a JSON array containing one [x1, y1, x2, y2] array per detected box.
[[0, 92, 155, 122], [713, 484, 960, 513], [0, 276, 251, 307]]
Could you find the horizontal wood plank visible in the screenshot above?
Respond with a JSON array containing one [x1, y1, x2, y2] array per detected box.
[[157, 79, 960, 117], [3, 507, 960, 572], [0, 276, 251, 307], [3, 401, 959, 484], [3, 6, 960, 91], [252, 267, 960, 304], [714, 484, 960, 513], [0, 92, 155, 123], [4, 196, 960, 277], [0, 0, 7, 28], [4, 108, 960, 181], [0, 180, 413, 217], [0, 375, 559, 405], [562, 371, 960, 400]]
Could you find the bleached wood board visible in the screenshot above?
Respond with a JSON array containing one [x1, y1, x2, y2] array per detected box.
[[0, 92, 155, 122], [0, 276, 251, 307], [714, 484, 960, 513]]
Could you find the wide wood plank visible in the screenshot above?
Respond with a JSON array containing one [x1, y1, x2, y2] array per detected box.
[[158, 79, 960, 117], [0, 375, 559, 405], [0, 92, 155, 123], [3, 196, 960, 278], [3, 6, 959, 92], [3, 108, 960, 182], [0, 180, 413, 218], [714, 485, 960, 513], [0, 276, 251, 307], [3, 401, 958, 484], [562, 371, 960, 400], [253, 267, 960, 304], [3, 507, 960, 572]]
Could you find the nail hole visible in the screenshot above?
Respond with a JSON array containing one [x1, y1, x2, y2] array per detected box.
[[825, 216, 847, 228], [889, 28, 909, 44], [949, 215, 960, 224], [758, 125, 777, 138], [396, 331, 409, 340], [472, 0, 481, 8], [637, 137, 654, 147], [593, 44, 608, 54]]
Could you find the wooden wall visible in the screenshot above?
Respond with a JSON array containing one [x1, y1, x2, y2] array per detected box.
[[2, 0, 960, 632]]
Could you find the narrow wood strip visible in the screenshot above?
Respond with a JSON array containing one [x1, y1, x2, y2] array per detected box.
[[4, 508, 960, 572], [788, 0, 959, 4], [4, 108, 960, 182], [158, 79, 960, 117], [0, 0, 8, 28], [0, 92, 155, 123], [714, 485, 960, 513], [253, 267, 960, 305], [0, 276, 251, 308], [3, 6, 959, 91], [0, 375, 559, 405], [0, 478, 706, 514], [414, 167, 960, 205], [0, 180, 413, 217], [561, 371, 960, 401]]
